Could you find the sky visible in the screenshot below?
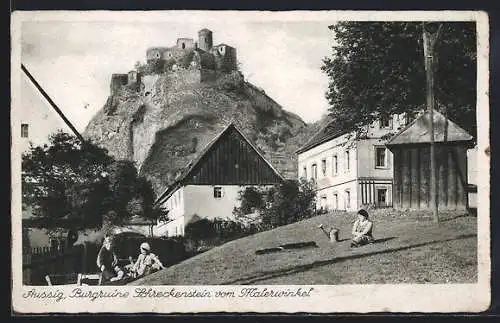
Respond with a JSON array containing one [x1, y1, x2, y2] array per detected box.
[[18, 12, 336, 134]]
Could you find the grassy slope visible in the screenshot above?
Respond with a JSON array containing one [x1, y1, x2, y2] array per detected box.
[[131, 211, 477, 285]]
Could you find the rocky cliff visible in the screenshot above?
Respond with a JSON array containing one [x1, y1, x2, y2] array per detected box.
[[84, 69, 314, 195]]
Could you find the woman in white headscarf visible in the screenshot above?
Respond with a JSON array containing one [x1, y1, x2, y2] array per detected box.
[[131, 242, 165, 278]]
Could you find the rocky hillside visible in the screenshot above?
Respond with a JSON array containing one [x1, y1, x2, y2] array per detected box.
[[84, 69, 317, 195]]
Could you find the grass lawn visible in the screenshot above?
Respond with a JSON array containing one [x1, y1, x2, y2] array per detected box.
[[131, 210, 477, 285]]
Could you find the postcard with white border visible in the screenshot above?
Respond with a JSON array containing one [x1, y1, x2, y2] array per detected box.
[[11, 10, 490, 313]]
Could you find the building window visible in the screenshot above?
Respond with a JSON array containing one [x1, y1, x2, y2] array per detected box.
[[345, 190, 351, 209], [332, 155, 338, 175], [214, 186, 223, 198], [375, 147, 387, 168], [377, 188, 387, 207], [302, 166, 307, 179], [21, 124, 29, 138], [379, 115, 393, 129], [404, 113, 412, 126], [311, 164, 317, 181], [182, 43, 186, 49], [345, 150, 350, 172], [320, 195, 327, 211], [333, 193, 338, 210], [321, 159, 327, 176]]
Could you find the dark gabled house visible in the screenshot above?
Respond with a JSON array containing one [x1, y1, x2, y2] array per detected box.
[[153, 123, 284, 237]]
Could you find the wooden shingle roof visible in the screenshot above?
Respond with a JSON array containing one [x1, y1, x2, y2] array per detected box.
[[386, 110, 473, 146]]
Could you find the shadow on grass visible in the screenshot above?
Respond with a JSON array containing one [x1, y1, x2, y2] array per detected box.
[[440, 213, 473, 222], [223, 233, 476, 285], [326, 237, 395, 244], [256, 241, 318, 254], [374, 237, 397, 244]]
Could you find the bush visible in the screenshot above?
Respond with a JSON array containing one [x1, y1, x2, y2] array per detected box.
[[185, 218, 217, 241], [233, 187, 265, 217], [183, 218, 259, 253], [234, 179, 317, 229]]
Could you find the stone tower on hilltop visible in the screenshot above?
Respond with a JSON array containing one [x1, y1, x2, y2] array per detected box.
[[198, 28, 213, 51], [110, 28, 238, 95]]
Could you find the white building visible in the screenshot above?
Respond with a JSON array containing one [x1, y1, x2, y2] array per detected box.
[[154, 123, 284, 237], [297, 114, 409, 212], [17, 74, 73, 154]]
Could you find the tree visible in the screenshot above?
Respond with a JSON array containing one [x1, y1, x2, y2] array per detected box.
[[22, 131, 161, 229], [261, 179, 316, 227], [22, 131, 113, 224], [233, 186, 266, 217], [233, 179, 317, 229], [322, 22, 476, 138], [185, 218, 217, 241]]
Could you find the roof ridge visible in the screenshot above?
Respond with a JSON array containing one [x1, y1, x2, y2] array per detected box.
[[386, 110, 473, 146], [154, 123, 284, 205]]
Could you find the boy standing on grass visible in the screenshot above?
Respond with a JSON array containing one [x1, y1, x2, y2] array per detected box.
[[350, 209, 374, 248]]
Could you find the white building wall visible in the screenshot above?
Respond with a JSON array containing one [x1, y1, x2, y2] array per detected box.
[[298, 133, 359, 212], [17, 76, 73, 154], [357, 139, 393, 179], [316, 181, 358, 212], [467, 146, 478, 186], [183, 185, 244, 223], [297, 114, 407, 212], [159, 185, 260, 237], [159, 187, 186, 237]]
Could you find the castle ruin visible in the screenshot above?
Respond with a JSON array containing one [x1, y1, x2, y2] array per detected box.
[[110, 28, 238, 94]]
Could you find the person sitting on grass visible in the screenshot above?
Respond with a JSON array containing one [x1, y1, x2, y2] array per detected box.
[[350, 209, 374, 248], [96, 235, 124, 282], [130, 242, 165, 278]]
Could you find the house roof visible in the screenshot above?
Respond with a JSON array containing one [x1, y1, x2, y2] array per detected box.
[[295, 119, 350, 154], [386, 110, 473, 146], [154, 123, 284, 205]]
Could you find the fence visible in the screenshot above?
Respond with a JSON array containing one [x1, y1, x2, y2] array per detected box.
[[22, 243, 102, 286]]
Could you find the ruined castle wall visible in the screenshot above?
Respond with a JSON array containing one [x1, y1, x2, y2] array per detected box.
[[141, 74, 162, 96], [110, 74, 128, 94], [163, 69, 201, 89], [176, 38, 195, 49], [224, 47, 237, 71]]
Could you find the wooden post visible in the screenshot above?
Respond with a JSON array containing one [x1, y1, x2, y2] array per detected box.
[[423, 23, 442, 223]]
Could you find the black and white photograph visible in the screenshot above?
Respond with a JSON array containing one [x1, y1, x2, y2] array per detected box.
[[11, 10, 490, 313]]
